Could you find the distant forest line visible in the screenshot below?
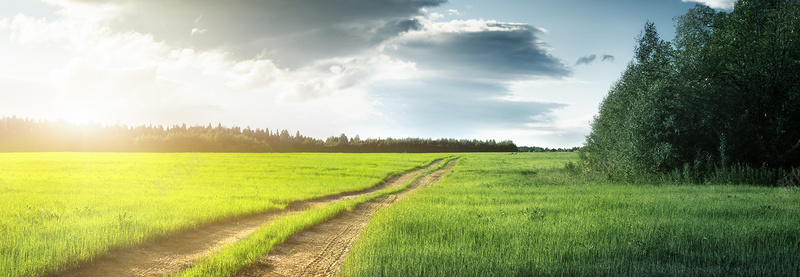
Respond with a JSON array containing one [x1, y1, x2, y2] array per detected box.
[[0, 116, 521, 153], [518, 146, 579, 153]]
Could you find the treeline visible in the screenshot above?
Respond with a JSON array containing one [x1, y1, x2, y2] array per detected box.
[[518, 146, 580, 153], [0, 116, 517, 153], [582, 1, 800, 185]]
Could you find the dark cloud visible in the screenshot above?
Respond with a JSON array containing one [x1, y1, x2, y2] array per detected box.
[[371, 19, 424, 44], [576, 54, 615, 65], [574, 54, 597, 66], [390, 23, 571, 80], [56, 0, 446, 68], [370, 21, 570, 133], [370, 79, 567, 132]]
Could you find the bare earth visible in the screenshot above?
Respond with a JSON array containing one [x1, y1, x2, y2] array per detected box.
[[51, 159, 451, 277], [234, 159, 457, 277]]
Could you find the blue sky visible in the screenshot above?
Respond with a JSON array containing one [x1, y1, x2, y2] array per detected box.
[[0, 0, 734, 147]]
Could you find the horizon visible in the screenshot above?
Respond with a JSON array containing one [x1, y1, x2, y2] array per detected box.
[[2, 115, 583, 149]]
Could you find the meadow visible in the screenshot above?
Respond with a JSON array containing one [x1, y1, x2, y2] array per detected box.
[[0, 152, 447, 277], [4, 152, 798, 276], [178, 157, 458, 277], [341, 153, 800, 276]]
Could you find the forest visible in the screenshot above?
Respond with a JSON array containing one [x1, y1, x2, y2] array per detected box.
[[0, 116, 518, 153], [517, 146, 580, 152], [582, 1, 800, 184]]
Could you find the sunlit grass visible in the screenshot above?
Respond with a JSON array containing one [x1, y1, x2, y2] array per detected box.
[[0, 152, 447, 277], [341, 153, 800, 276], [178, 156, 458, 277]]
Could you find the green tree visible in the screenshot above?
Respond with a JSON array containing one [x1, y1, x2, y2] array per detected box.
[[583, 21, 677, 178], [584, 1, 800, 182]]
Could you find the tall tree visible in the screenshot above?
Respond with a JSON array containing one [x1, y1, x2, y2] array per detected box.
[[584, 1, 800, 182], [583, 21, 677, 177]]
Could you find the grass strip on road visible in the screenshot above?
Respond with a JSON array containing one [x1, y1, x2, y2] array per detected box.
[[178, 156, 458, 277], [1, 153, 446, 277]]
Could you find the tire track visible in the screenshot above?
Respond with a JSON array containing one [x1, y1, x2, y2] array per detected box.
[[234, 159, 458, 277], [50, 160, 445, 277]]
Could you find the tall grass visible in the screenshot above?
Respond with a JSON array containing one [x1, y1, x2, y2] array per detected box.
[[659, 163, 792, 186], [340, 153, 800, 276], [573, 153, 796, 186], [0, 153, 447, 277]]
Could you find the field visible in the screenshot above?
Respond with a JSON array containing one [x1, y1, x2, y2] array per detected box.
[[3, 152, 799, 276], [341, 153, 800, 276], [0, 152, 448, 277]]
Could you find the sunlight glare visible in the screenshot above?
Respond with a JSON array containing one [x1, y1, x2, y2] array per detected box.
[[61, 109, 98, 125]]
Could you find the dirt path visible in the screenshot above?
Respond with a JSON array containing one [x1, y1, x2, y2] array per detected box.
[[52, 160, 445, 277], [233, 159, 458, 277]]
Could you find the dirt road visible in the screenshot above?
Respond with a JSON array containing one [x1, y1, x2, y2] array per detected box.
[[52, 159, 450, 277], [233, 159, 457, 277]]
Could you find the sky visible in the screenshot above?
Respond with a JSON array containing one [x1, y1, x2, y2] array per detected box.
[[0, 0, 735, 148]]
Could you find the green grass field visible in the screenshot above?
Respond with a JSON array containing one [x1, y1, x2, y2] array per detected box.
[[341, 153, 800, 276], [4, 152, 799, 276], [0, 152, 447, 277], [178, 157, 458, 277]]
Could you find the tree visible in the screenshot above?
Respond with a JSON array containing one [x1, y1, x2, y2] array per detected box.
[[583, 2, 800, 182], [583, 21, 677, 178]]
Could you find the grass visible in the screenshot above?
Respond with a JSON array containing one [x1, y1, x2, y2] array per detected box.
[[6, 152, 798, 276], [340, 152, 800, 276], [178, 156, 458, 276], [0, 152, 447, 277]]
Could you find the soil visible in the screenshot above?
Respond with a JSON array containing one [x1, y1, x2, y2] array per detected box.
[[233, 159, 457, 277], [51, 159, 452, 277]]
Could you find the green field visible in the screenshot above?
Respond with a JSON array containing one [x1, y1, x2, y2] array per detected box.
[[341, 153, 800, 276], [0, 152, 447, 277], [4, 152, 799, 276], [178, 157, 458, 277]]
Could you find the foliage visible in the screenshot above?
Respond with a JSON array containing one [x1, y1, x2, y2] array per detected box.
[[0, 116, 517, 153], [340, 153, 800, 276], [582, 1, 800, 183], [0, 152, 445, 277]]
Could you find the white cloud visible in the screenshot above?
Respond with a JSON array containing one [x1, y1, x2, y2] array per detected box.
[[682, 0, 736, 10], [53, 61, 177, 99], [58, 63, 180, 102], [427, 12, 444, 20], [409, 19, 530, 34], [47, 60, 194, 124], [278, 54, 418, 102], [41, 0, 123, 22], [1, 12, 292, 91], [2, 14, 168, 67], [224, 59, 284, 91], [39, 0, 446, 67], [2, 14, 70, 45], [0, 11, 281, 125], [0, 76, 57, 117]]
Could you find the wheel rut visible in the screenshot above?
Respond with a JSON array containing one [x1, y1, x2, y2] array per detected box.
[[233, 159, 458, 277], [50, 159, 448, 277]]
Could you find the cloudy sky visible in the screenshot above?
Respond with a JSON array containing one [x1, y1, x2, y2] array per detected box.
[[0, 0, 735, 147]]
